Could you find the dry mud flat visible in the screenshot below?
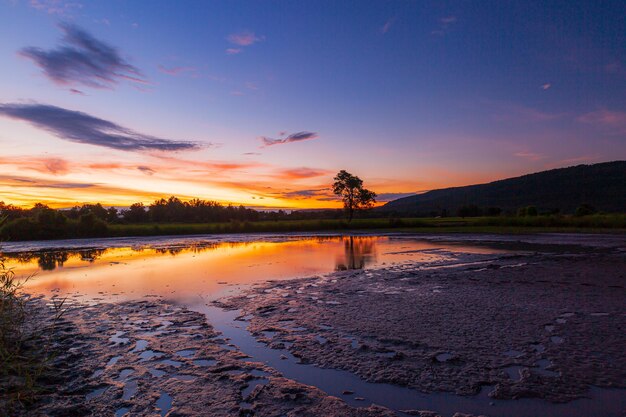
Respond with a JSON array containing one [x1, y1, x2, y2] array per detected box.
[[221, 243, 626, 412], [15, 299, 398, 417]]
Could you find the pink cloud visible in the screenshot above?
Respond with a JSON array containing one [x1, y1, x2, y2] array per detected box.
[[157, 65, 196, 76], [514, 151, 545, 161], [29, 0, 82, 16], [227, 31, 263, 46], [226, 48, 241, 55], [578, 109, 626, 126], [274, 167, 330, 180]]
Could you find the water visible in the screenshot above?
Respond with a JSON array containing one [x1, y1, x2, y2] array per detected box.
[[3, 234, 513, 302]]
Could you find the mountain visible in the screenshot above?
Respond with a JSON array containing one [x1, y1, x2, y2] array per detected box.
[[380, 161, 626, 215]]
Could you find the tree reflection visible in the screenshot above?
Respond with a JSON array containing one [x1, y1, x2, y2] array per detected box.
[[37, 251, 69, 271], [335, 236, 377, 270]]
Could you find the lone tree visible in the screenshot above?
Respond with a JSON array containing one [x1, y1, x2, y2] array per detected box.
[[332, 170, 377, 221]]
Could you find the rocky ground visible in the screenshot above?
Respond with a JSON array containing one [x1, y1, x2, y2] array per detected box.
[[221, 246, 626, 405]]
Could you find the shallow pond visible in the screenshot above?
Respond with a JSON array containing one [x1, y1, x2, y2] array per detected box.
[[2, 233, 509, 302]]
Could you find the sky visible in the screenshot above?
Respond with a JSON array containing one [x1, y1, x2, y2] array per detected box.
[[0, 0, 624, 209]]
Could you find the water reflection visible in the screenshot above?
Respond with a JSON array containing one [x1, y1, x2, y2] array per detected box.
[[2, 237, 378, 273], [0, 235, 508, 302], [335, 236, 377, 270]]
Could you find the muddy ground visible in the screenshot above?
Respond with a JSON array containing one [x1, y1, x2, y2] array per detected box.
[[221, 244, 626, 405], [9, 299, 401, 417]]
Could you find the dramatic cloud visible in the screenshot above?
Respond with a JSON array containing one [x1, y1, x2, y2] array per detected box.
[[260, 131, 318, 147], [0, 103, 200, 152], [227, 31, 263, 46], [19, 23, 146, 89]]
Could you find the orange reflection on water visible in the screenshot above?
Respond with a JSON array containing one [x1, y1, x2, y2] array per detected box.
[[2, 236, 507, 303]]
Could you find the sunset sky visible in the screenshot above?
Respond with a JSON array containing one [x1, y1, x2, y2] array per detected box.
[[0, 0, 624, 209]]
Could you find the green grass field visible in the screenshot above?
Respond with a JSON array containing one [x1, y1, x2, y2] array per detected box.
[[107, 214, 626, 237]]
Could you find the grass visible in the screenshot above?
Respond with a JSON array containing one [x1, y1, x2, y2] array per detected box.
[[0, 253, 67, 412], [107, 214, 626, 238]]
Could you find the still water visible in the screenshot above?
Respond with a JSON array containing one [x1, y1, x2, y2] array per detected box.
[[1, 234, 506, 302]]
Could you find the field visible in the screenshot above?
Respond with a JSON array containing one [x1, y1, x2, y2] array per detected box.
[[107, 214, 626, 237]]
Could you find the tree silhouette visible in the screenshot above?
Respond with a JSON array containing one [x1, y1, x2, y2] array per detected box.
[[332, 170, 377, 221]]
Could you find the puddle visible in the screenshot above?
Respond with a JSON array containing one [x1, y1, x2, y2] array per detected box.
[[114, 368, 134, 382], [261, 330, 279, 339], [106, 355, 122, 367], [149, 368, 167, 378], [503, 350, 523, 358], [315, 335, 328, 345], [139, 350, 164, 361], [156, 392, 173, 417], [242, 378, 268, 398], [249, 369, 271, 378], [110, 331, 130, 345], [551, 336, 564, 344], [193, 359, 217, 367], [175, 349, 197, 358], [435, 353, 454, 363], [503, 366, 524, 381], [170, 374, 196, 382], [132, 340, 149, 352], [115, 407, 130, 417], [122, 380, 138, 400], [534, 359, 559, 377], [86, 386, 107, 400], [530, 343, 546, 353], [200, 305, 626, 417], [160, 359, 183, 368]]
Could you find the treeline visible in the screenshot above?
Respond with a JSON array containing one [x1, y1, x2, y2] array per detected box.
[[0, 197, 346, 241], [0, 197, 616, 242]]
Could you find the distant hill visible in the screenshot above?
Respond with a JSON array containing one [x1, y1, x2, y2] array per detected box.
[[380, 161, 626, 215]]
